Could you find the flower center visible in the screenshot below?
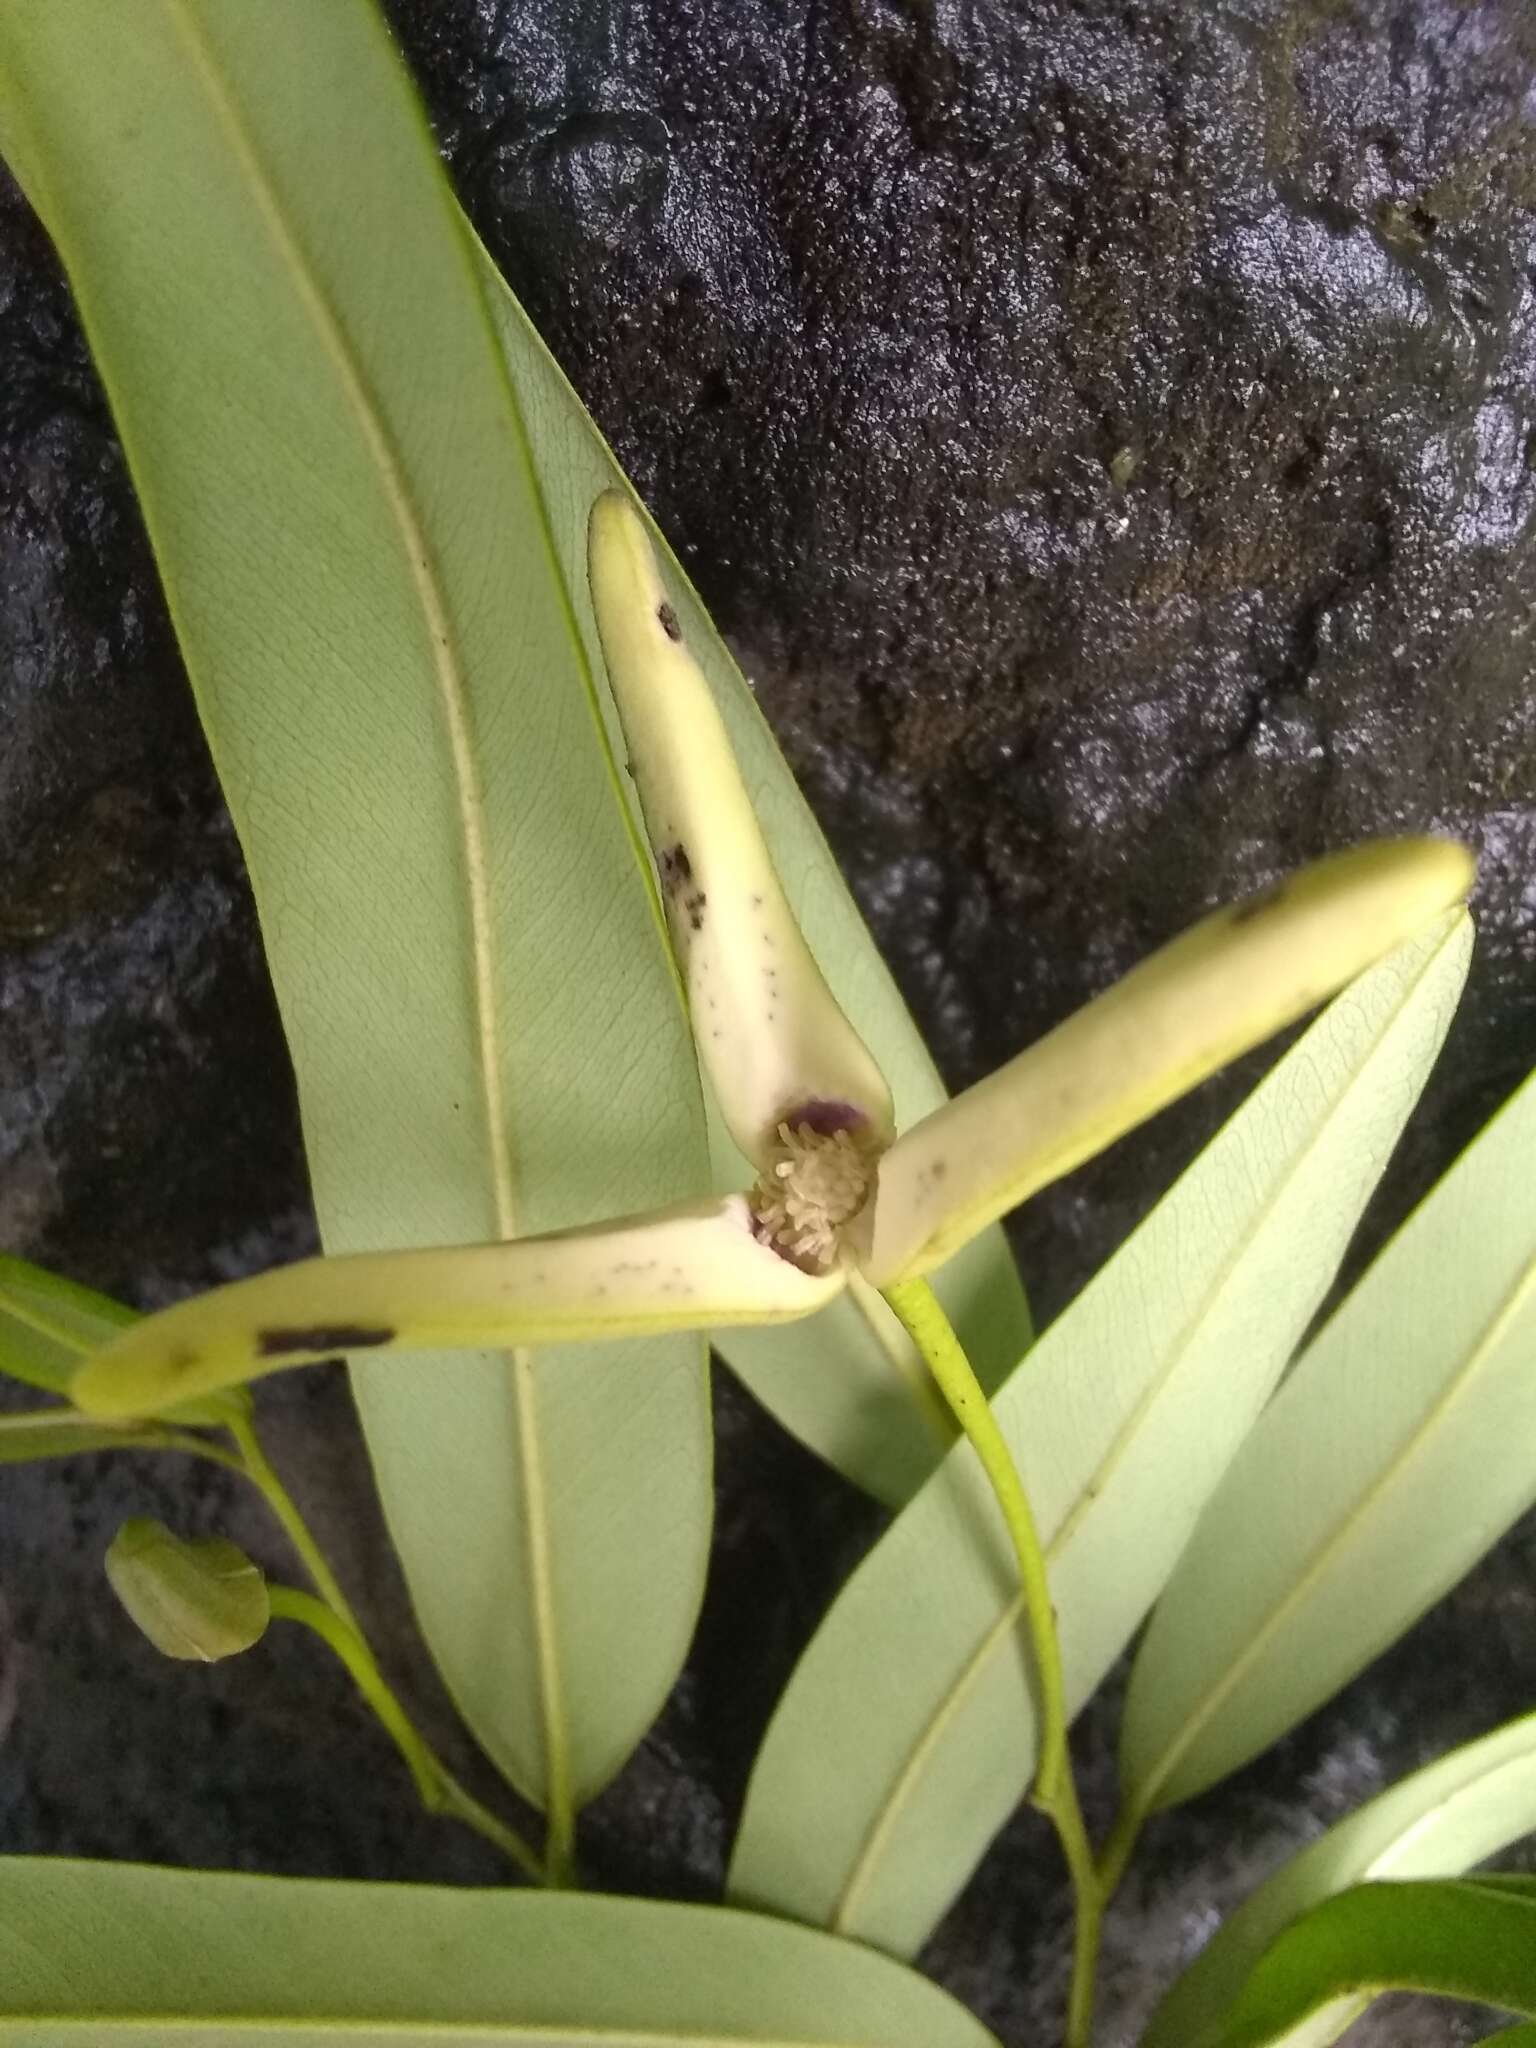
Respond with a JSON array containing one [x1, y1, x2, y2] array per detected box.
[[751, 1117, 880, 1274]]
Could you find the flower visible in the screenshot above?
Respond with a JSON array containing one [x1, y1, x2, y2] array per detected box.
[[71, 495, 1475, 1420]]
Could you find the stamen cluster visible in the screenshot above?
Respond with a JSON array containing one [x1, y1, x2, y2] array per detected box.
[[752, 1120, 878, 1273]]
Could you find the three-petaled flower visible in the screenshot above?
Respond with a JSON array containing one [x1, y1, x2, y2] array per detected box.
[[73, 495, 1474, 1422]]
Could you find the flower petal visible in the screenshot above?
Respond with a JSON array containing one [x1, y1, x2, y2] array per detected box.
[[72, 1197, 842, 1418], [860, 840, 1475, 1284], [587, 491, 893, 1167]]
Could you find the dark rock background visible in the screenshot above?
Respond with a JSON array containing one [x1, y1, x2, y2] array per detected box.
[[2, 1, 1535, 2041]]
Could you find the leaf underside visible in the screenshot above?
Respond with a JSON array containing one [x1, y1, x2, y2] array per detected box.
[[0, 1857, 1000, 2047], [0, 0, 711, 1813], [1122, 1050, 1536, 1820]]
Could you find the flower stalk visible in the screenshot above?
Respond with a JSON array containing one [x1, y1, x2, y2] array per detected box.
[[883, 1277, 1102, 2047]]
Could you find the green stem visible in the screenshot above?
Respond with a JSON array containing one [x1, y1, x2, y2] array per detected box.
[[1095, 1798, 1144, 1905], [150, 1428, 249, 1474], [230, 1416, 549, 1884], [881, 1276, 1102, 2048], [267, 1585, 546, 1885], [229, 1412, 360, 1635]]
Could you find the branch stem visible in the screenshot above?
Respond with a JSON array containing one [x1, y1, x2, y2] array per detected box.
[[267, 1584, 546, 1884], [881, 1276, 1103, 2048], [229, 1413, 360, 1635], [230, 1417, 547, 1885]]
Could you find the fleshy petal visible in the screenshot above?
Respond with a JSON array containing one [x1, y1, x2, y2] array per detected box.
[[860, 840, 1475, 1285], [587, 491, 893, 1168], [72, 1197, 842, 1418]]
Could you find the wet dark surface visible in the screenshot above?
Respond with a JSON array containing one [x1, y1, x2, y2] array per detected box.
[[3, 2, 1536, 2041]]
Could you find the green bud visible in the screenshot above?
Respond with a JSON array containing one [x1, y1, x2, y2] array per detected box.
[[105, 1519, 270, 1662]]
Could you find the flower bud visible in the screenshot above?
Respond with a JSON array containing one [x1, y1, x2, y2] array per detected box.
[[105, 1518, 270, 1662]]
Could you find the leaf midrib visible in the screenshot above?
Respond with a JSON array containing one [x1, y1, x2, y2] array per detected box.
[[2, 2020, 906, 2046], [158, 0, 567, 1813], [829, 928, 1455, 1935], [1375, 1741, 1536, 1873], [1138, 1241, 1536, 1813]]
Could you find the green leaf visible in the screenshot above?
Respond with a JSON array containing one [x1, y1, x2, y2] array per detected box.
[[0, 1857, 1001, 2046], [1479, 2029, 1536, 2045], [1210, 1881, 1536, 2048], [105, 1519, 271, 1662], [729, 914, 1471, 1955], [0, 1407, 170, 1466], [0, 0, 709, 1814], [1121, 1054, 1536, 1821], [0, 1254, 244, 1428], [1144, 1708, 1536, 2048], [467, 232, 1032, 1505], [0, 1254, 134, 1393], [1467, 1877, 1536, 1903]]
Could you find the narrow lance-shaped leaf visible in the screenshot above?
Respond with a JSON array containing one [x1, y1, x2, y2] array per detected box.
[[0, 1252, 134, 1390], [0, 1409, 173, 1466], [0, 0, 709, 1814], [0, 1253, 243, 1428], [469, 237, 1032, 1503], [729, 913, 1471, 1956], [1143, 1706, 1536, 2048], [1121, 1055, 1536, 1822], [861, 839, 1475, 1284], [1210, 1881, 1536, 2048], [0, 1857, 1001, 2048], [73, 1198, 839, 1419]]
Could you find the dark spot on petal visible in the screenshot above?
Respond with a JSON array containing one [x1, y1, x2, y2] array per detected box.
[[660, 843, 693, 893], [257, 1323, 394, 1358], [657, 602, 682, 641]]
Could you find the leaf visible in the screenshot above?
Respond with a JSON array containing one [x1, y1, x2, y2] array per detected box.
[[0, 1857, 1001, 2046], [105, 1519, 270, 1662], [72, 1197, 840, 1418], [728, 914, 1471, 1955], [0, 0, 709, 1813], [1467, 1876, 1536, 1902], [1143, 1707, 1536, 2048], [1209, 1881, 1536, 2048], [0, 1255, 245, 1429], [862, 839, 1474, 1284], [1121, 1054, 1536, 1821], [0, 1254, 134, 1394], [0, 1408, 174, 1466], [1479, 2029, 1536, 2046], [467, 232, 1032, 1504]]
